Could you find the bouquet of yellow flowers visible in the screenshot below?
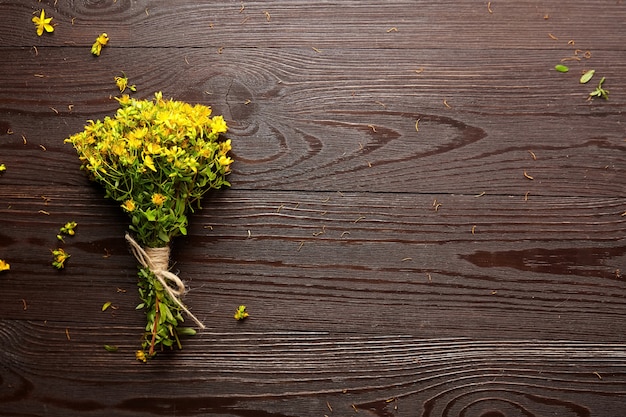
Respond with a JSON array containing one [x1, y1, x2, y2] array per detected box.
[[65, 92, 233, 360]]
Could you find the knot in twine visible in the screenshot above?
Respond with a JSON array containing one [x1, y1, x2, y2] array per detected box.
[[125, 233, 205, 329]]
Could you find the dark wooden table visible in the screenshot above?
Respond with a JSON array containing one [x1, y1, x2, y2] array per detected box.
[[1, 1, 625, 416]]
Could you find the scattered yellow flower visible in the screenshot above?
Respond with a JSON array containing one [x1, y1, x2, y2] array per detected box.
[[121, 199, 136, 212], [51, 248, 70, 269], [151, 193, 167, 206], [32, 10, 54, 36], [234, 305, 249, 320], [57, 221, 78, 241], [0, 260, 10, 272], [91, 33, 109, 56], [115, 73, 136, 93], [0, 164, 6, 172], [60, 221, 78, 236], [135, 350, 147, 363]]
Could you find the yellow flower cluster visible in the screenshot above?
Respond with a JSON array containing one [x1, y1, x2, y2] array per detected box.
[[65, 92, 232, 248]]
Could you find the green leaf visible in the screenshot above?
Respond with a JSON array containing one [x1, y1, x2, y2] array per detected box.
[[160, 302, 176, 324], [579, 69, 595, 84], [144, 209, 156, 222], [102, 301, 112, 311], [176, 327, 197, 336], [554, 64, 569, 73], [158, 229, 170, 244], [588, 77, 609, 100], [104, 344, 118, 352], [159, 303, 171, 324]]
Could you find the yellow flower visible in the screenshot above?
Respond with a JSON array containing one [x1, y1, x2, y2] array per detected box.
[[111, 141, 126, 157], [143, 154, 157, 172], [0, 260, 10, 272], [127, 127, 146, 148], [151, 193, 167, 206], [0, 164, 6, 172], [91, 33, 109, 56], [121, 200, 136, 212], [145, 142, 162, 155], [87, 155, 103, 172], [135, 350, 147, 363], [218, 155, 233, 166], [51, 248, 70, 269], [115, 94, 131, 107], [211, 115, 228, 135], [60, 221, 78, 236], [220, 139, 232, 153], [32, 10, 54, 36], [114, 74, 136, 93], [234, 305, 249, 320]]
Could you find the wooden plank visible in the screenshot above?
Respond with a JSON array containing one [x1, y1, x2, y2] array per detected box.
[[1, 0, 625, 50], [1, 0, 625, 415], [1, 47, 624, 196], [1, 189, 623, 340], [2, 46, 625, 114], [1, 320, 625, 416]]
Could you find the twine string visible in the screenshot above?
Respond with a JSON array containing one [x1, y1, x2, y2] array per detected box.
[[125, 233, 205, 329]]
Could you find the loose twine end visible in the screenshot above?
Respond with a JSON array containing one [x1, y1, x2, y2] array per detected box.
[[125, 233, 205, 329]]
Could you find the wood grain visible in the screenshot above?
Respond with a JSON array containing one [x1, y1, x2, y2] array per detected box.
[[1, 0, 625, 50], [0, 0, 625, 416], [1, 320, 625, 417], [0, 47, 624, 195], [1, 189, 624, 339]]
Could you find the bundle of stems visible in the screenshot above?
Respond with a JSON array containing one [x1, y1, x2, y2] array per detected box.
[[65, 92, 233, 359]]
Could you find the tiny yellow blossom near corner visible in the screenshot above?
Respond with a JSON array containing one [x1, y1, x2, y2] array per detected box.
[[91, 33, 109, 56], [0, 260, 10, 272], [32, 10, 54, 37], [51, 248, 70, 269], [115, 73, 136, 93], [0, 163, 6, 172], [234, 305, 249, 320]]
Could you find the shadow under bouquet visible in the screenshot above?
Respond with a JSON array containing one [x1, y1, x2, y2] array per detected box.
[[65, 92, 233, 360]]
